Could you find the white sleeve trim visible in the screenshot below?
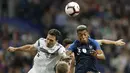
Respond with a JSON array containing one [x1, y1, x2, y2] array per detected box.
[[33, 38, 44, 50]]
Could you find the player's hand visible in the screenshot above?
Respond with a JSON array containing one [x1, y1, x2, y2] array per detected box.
[[62, 56, 72, 62], [90, 50, 97, 57], [115, 39, 126, 46], [7, 47, 17, 52]]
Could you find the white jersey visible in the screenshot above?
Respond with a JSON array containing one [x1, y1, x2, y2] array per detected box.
[[28, 38, 66, 73]]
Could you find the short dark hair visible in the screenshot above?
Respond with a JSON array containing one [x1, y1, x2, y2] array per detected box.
[[48, 29, 61, 40], [56, 61, 69, 73], [63, 38, 73, 47], [76, 25, 88, 32]]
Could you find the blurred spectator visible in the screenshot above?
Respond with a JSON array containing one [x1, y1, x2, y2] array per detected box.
[[9, 31, 21, 47], [64, 18, 79, 40], [1, 24, 9, 38], [124, 54, 130, 73], [0, 51, 5, 73], [1, 0, 8, 16], [21, 32, 33, 44], [55, 11, 67, 27], [110, 49, 128, 73]]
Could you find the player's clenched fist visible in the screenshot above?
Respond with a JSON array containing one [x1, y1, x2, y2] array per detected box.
[[7, 47, 17, 52], [90, 50, 97, 57]]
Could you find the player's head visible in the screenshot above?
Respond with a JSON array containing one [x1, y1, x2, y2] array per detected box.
[[56, 61, 69, 73], [63, 38, 73, 49], [76, 25, 89, 43], [46, 29, 61, 48]]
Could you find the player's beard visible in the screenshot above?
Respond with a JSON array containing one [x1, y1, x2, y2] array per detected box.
[[80, 38, 88, 43], [47, 43, 55, 48]]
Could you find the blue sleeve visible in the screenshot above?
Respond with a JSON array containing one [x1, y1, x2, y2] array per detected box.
[[68, 41, 77, 52], [89, 38, 101, 50]]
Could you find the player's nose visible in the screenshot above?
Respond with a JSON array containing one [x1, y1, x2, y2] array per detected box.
[[82, 35, 86, 39]]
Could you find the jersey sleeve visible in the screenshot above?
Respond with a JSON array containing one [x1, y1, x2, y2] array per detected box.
[[68, 41, 77, 52], [95, 40, 102, 45], [58, 46, 67, 57], [90, 38, 101, 50]]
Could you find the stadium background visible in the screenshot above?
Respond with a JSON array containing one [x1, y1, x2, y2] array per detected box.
[[0, 0, 130, 73]]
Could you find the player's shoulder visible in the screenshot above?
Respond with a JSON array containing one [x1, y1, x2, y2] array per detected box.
[[88, 38, 99, 45], [37, 38, 46, 42], [38, 38, 45, 41], [56, 43, 64, 48], [55, 43, 66, 51], [72, 40, 79, 45], [69, 40, 80, 47]]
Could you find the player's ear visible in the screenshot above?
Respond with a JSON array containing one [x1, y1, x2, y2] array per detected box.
[[56, 34, 62, 42]]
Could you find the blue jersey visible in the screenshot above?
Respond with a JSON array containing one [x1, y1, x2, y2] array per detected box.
[[68, 38, 101, 73]]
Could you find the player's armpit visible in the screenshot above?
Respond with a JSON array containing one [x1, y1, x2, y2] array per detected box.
[[95, 50, 105, 60]]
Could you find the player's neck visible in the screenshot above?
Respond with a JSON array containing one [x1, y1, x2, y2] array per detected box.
[[79, 40, 89, 44], [47, 42, 57, 48]]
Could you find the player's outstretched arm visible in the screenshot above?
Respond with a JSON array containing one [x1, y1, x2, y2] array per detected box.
[[96, 39, 125, 46], [7, 44, 35, 52]]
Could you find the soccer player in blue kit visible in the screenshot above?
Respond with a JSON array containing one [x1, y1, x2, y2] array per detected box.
[[67, 25, 105, 73]]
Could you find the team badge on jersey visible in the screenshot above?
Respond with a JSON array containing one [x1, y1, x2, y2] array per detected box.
[[82, 48, 87, 53], [89, 45, 93, 49]]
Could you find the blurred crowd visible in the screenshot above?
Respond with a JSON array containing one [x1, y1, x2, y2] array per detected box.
[[0, 0, 130, 73]]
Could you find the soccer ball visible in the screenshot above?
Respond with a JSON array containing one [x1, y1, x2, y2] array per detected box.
[[65, 2, 80, 17]]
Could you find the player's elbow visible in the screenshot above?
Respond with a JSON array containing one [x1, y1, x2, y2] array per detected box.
[[95, 50, 106, 60], [98, 56, 106, 60], [24, 45, 35, 52], [96, 54, 106, 60]]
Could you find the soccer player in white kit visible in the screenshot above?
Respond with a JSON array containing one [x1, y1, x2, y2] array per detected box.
[[7, 29, 69, 73]]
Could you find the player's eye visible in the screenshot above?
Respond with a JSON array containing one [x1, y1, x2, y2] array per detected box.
[[84, 34, 87, 36], [50, 40, 53, 42], [78, 33, 83, 36], [84, 33, 88, 36]]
